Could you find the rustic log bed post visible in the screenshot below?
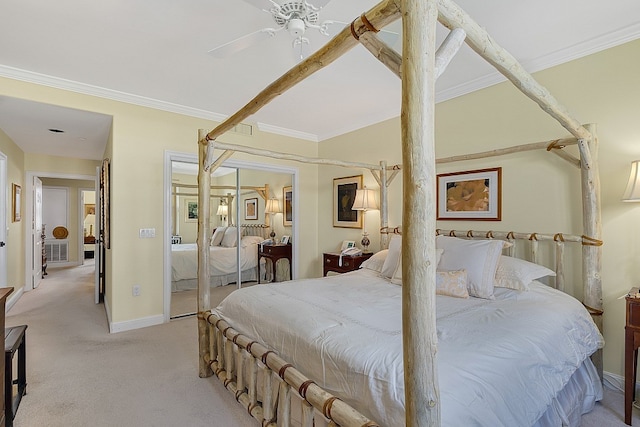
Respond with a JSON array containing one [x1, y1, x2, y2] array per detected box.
[[194, 0, 604, 424], [401, 0, 440, 425]]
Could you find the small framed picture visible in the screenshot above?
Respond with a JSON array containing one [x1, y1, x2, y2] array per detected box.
[[436, 167, 502, 221], [280, 235, 290, 245], [341, 240, 356, 251], [245, 197, 258, 220]]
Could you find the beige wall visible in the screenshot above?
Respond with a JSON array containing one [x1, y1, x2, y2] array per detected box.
[[0, 129, 25, 292], [319, 39, 640, 379]]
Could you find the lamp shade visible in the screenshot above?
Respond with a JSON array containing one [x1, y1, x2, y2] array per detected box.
[[623, 160, 640, 202], [351, 187, 378, 211], [216, 204, 228, 216], [265, 198, 282, 214]]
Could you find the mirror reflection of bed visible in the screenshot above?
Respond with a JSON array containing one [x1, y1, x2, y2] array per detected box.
[[170, 161, 293, 318]]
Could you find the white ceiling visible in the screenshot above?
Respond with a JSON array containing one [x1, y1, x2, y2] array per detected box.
[[1, 0, 639, 160]]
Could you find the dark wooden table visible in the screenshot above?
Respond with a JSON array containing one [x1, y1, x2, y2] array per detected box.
[[258, 244, 292, 283], [323, 252, 373, 276], [625, 295, 640, 425]]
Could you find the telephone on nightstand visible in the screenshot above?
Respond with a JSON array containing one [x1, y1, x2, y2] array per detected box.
[[339, 247, 362, 267], [341, 247, 362, 256]]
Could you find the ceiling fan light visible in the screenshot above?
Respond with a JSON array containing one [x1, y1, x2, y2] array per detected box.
[[288, 18, 306, 37]]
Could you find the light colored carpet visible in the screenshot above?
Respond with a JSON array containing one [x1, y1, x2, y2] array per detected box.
[[5, 262, 639, 426], [171, 282, 257, 319], [6, 262, 255, 427]]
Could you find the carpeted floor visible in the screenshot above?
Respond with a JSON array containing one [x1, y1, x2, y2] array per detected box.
[[4, 261, 640, 426]]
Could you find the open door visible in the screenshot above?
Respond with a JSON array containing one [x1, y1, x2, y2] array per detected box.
[[32, 176, 43, 289], [95, 166, 104, 303]]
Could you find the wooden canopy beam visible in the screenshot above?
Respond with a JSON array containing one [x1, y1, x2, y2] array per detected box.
[[200, 0, 402, 145], [359, 26, 466, 80], [209, 140, 382, 171], [436, 0, 593, 149]]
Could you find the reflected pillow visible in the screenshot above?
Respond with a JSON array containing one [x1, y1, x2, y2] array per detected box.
[[436, 235, 503, 299], [221, 227, 238, 248], [495, 256, 556, 291], [211, 227, 226, 246], [360, 250, 388, 272]]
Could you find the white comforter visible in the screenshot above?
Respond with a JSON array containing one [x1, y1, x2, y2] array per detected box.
[[171, 243, 258, 282], [214, 269, 603, 426]]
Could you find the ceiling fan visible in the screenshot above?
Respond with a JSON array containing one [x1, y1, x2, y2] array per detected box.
[[208, 0, 397, 61]]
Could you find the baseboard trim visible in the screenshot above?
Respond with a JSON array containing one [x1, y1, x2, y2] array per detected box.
[[5, 286, 24, 312], [109, 313, 164, 334]]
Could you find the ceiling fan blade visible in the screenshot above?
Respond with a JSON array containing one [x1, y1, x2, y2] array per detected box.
[[208, 28, 277, 58], [241, 0, 277, 11], [306, 0, 333, 10]]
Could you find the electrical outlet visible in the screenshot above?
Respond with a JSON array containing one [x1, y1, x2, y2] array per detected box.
[[132, 285, 141, 296]]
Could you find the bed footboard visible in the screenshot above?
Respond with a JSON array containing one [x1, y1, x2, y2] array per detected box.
[[201, 310, 379, 427]]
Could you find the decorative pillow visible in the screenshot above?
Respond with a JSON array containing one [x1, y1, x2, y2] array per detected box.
[[211, 227, 226, 246], [436, 235, 503, 299], [391, 248, 444, 284], [360, 250, 388, 272], [381, 235, 402, 278], [241, 235, 263, 247], [436, 270, 469, 298], [494, 256, 556, 291], [220, 227, 238, 248]]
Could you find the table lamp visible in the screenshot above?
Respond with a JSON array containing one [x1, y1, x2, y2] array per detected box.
[[265, 198, 282, 241], [351, 186, 379, 253], [623, 160, 640, 202]]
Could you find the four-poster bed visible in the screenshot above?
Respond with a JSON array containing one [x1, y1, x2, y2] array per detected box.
[[193, 0, 603, 425]]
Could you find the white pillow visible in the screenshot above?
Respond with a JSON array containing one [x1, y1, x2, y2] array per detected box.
[[381, 235, 402, 278], [211, 227, 226, 246], [436, 235, 503, 299], [220, 227, 238, 248], [391, 248, 444, 284], [360, 250, 388, 272], [494, 256, 556, 291], [241, 235, 263, 247]]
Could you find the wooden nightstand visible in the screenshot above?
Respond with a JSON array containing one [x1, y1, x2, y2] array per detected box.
[[626, 292, 640, 425], [258, 244, 292, 283], [323, 252, 373, 276]]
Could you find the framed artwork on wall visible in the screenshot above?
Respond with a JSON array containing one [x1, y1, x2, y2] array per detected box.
[[283, 186, 292, 226], [245, 197, 258, 220], [12, 184, 21, 222], [185, 199, 198, 222], [436, 167, 502, 221], [333, 175, 362, 228]]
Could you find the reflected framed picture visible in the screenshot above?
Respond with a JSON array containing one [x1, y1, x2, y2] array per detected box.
[[185, 199, 198, 222], [436, 167, 502, 221], [283, 186, 292, 226], [12, 184, 21, 222], [333, 175, 362, 228], [245, 197, 258, 220]]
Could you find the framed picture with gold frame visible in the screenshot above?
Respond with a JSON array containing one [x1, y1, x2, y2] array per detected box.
[[12, 184, 21, 222], [436, 167, 502, 221], [333, 175, 362, 228], [283, 186, 292, 227]]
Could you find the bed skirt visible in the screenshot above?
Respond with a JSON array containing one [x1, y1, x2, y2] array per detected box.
[[172, 267, 259, 292]]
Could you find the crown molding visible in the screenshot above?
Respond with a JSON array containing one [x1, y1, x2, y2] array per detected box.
[[257, 122, 318, 142]]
